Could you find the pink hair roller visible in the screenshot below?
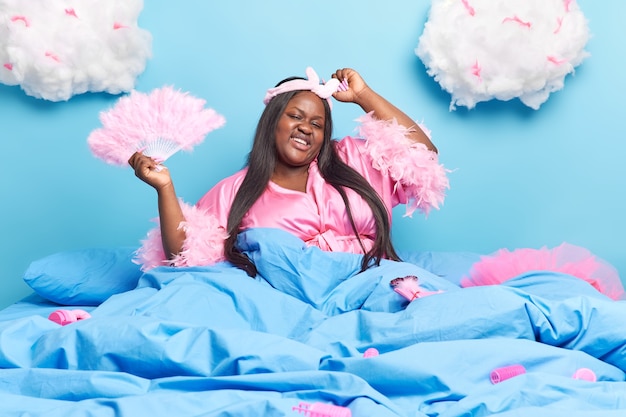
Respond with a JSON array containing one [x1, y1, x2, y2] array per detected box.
[[48, 309, 91, 326], [292, 402, 352, 417], [572, 368, 597, 382], [363, 348, 379, 358], [490, 364, 526, 384]]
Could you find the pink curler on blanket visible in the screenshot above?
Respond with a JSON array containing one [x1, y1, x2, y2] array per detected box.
[[572, 367, 597, 382], [490, 364, 526, 384], [363, 348, 380, 358], [292, 401, 352, 417], [48, 309, 91, 326]]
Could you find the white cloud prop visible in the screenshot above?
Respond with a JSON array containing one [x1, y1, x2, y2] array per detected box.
[[416, 0, 590, 110], [0, 0, 152, 101]]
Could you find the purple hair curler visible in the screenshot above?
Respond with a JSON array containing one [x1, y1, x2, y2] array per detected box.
[[490, 364, 526, 384], [292, 402, 352, 417]]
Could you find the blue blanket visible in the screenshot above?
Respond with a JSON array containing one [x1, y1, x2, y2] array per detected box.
[[1, 228, 626, 416]]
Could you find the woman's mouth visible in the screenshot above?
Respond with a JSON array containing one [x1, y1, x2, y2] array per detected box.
[[291, 137, 310, 148]]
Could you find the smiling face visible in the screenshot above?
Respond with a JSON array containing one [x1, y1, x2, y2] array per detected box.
[[273, 91, 326, 176]]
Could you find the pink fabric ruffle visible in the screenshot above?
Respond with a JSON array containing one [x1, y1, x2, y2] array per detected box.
[[358, 112, 450, 217], [134, 200, 228, 271], [460, 243, 625, 300]]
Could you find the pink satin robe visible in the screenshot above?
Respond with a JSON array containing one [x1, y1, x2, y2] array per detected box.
[[196, 136, 407, 254]]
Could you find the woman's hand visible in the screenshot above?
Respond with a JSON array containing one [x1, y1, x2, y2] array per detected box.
[[330, 67, 437, 152], [128, 152, 173, 191], [331, 68, 370, 104]]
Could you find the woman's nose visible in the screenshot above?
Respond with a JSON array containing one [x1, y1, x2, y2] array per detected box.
[[298, 122, 312, 133]]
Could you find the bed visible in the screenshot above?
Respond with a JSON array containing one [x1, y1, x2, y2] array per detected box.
[[1, 227, 625, 416]]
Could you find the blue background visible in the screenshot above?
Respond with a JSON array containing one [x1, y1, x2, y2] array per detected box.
[[1, 0, 624, 308]]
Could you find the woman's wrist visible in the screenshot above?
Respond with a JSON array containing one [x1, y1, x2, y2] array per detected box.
[[354, 87, 384, 114], [156, 182, 176, 197], [356, 87, 386, 114]]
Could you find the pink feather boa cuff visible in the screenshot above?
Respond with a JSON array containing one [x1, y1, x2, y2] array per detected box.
[[134, 200, 228, 271], [357, 112, 450, 217]]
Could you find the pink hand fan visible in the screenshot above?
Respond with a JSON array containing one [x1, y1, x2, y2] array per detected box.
[[87, 86, 225, 166], [390, 275, 443, 301]]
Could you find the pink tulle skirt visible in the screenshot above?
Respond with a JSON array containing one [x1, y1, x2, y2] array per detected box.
[[460, 243, 625, 301]]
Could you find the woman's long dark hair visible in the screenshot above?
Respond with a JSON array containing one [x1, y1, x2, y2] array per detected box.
[[224, 79, 401, 277]]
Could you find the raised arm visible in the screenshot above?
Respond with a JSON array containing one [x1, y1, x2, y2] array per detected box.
[[331, 68, 437, 153], [128, 152, 186, 259]]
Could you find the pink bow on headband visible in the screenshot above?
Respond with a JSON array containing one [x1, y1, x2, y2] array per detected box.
[[263, 67, 341, 109]]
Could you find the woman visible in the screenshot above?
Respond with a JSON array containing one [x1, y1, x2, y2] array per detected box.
[[128, 67, 449, 276]]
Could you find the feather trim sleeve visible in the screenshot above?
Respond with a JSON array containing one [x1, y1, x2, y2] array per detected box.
[[134, 199, 228, 271], [357, 112, 450, 217]]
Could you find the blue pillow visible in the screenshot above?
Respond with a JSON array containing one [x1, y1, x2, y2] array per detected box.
[[23, 247, 143, 305]]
